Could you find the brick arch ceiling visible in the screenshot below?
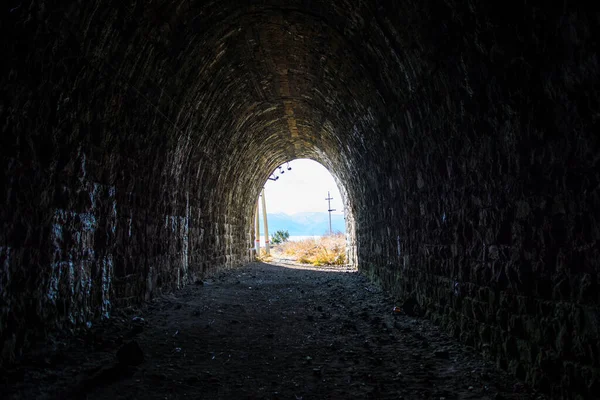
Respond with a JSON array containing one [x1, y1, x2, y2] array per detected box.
[[149, 2, 401, 223]]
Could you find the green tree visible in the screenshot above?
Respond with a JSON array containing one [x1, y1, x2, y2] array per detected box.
[[271, 230, 290, 244]]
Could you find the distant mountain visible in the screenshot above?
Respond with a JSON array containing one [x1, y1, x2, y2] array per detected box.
[[266, 212, 345, 236]]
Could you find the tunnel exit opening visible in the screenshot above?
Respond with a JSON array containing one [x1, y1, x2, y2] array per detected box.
[[251, 159, 356, 267]]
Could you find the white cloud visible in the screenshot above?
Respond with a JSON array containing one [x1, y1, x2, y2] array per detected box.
[[262, 159, 344, 215]]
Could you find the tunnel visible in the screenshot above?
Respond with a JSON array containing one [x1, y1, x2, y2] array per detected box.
[[1, 0, 599, 397]]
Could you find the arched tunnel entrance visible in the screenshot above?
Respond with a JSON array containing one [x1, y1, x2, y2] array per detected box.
[[1, 1, 599, 397], [252, 158, 357, 266]]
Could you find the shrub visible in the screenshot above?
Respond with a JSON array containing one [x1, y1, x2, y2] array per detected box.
[[271, 230, 290, 245]]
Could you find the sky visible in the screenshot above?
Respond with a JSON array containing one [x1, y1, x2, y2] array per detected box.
[[263, 159, 344, 215]]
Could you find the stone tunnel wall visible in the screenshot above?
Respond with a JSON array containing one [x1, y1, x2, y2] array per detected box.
[[352, 3, 600, 397], [0, 1, 253, 364], [1, 1, 599, 397]]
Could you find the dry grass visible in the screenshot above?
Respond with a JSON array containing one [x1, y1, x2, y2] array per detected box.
[[280, 233, 347, 266], [256, 248, 273, 263]]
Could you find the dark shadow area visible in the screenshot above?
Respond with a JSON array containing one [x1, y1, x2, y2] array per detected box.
[[3, 262, 545, 400]]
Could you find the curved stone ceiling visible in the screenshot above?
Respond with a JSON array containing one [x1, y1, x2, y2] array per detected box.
[[62, 0, 422, 225]]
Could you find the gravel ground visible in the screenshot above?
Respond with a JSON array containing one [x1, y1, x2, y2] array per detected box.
[[2, 261, 546, 399]]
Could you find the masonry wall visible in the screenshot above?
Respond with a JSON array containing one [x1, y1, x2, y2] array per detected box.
[[354, 3, 600, 397], [0, 2, 252, 364], [1, 1, 599, 397]]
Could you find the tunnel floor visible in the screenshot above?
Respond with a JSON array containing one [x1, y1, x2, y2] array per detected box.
[[4, 262, 546, 400]]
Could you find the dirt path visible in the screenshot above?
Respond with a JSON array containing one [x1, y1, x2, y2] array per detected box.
[[3, 261, 545, 399]]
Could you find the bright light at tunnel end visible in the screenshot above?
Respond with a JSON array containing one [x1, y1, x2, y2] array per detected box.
[[263, 159, 344, 215]]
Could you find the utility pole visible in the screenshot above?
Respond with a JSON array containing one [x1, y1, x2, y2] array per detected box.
[[326, 191, 335, 235], [261, 188, 270, 255], [255, 198, 260, 255]]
